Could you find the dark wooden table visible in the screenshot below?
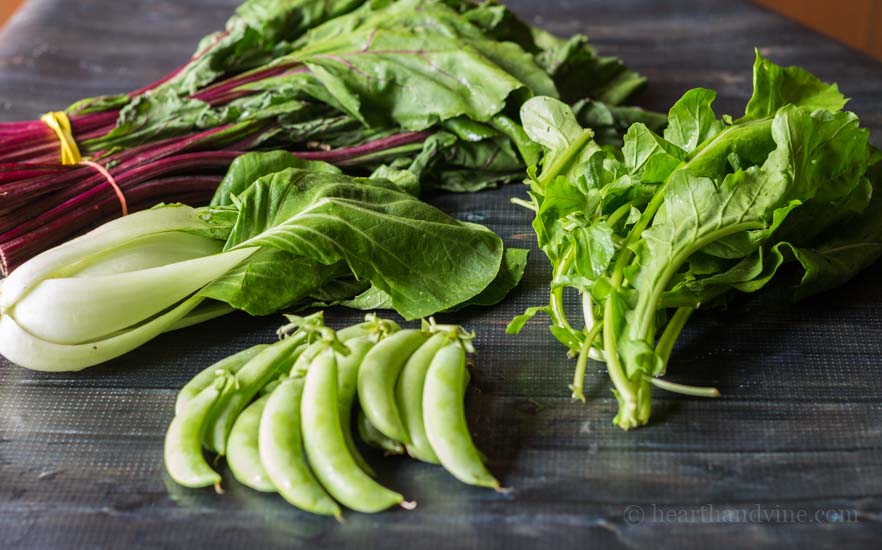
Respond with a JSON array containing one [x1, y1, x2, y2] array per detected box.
[[2, 1, 881, 548]]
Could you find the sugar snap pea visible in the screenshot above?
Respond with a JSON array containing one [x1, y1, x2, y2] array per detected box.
[[227, 393, 273, 492], [395, 332, 451, 463], [204, 333, 307, 455], [357, 329, 429, 443], [303, 348, 405, 513], [356, 408, 404, 455], [336, 337, 377, 476], [165, 374, 231, 488], [259, 377, 341, 518], [423, 342, 499, 489], [175, 344, 268, 415]]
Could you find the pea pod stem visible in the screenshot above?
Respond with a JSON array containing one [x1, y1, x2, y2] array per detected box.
[[175, 344, 268, 415]]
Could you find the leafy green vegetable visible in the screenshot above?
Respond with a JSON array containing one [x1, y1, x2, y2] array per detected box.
[[0, 161, 524, 371], [4, 0, 661, 272], [80, 0, 657, 195], [511, 52, 882, 429]]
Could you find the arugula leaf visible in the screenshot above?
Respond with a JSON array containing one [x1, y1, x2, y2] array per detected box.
[[514, 53, 879, 430], [742, 50, 847, 121], [663, 88, 723, 153]]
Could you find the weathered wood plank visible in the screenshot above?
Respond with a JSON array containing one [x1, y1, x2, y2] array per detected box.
[[1, 0, 882, 548]]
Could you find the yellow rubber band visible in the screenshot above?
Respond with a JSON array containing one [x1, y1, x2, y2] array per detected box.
[[40, 111, 82, 165]]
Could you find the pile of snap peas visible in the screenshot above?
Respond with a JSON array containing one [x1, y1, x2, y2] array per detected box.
[[164, 311, 500, 518]]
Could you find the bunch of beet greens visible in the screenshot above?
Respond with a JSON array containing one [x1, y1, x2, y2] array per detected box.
[[0, 0, 662, 275]]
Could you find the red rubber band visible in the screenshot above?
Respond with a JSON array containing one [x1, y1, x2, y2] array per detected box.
[[80, 160, 128, 216]]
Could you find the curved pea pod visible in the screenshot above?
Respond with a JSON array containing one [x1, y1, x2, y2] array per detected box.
[[357, 329, 429, 443], [259, 377, 341, 518], [303, 348, 405, 513], [175, 344, 268, 415], [423, 342, 499, 489], [395, 332, 452, 463], [336, 337, 377, 476], [165, 375, 230, 488], [227, 393, 274, 492], [356, 408, 404, 455], [203, 333, 307, 455]]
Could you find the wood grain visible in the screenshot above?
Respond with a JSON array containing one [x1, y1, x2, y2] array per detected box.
[[1, 1, 881, 548]]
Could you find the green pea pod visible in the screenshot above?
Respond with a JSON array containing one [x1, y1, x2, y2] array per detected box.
[[175, 344, 268, 415], [165, 375, 230, 488], [357, 329, 429, 443], [356, 409, 404, 455], [259, 377, 341, 518], [204, 333, 307, 455], [227, 393, 273, 492], [396, 332, 452, 463], [423, 342, 499, 489], [303, 348, 405, 513], [336, 337, 377, 477]]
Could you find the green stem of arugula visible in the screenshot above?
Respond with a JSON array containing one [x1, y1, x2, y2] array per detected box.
[[630, 221, 765, 342], [581, 291, 595, 330], [602, 296, 636, 410], [510, 197, 537, 211], [606, 201, 633, 228], [571, 318, 604, 402], [655, 306, 693, 374], [537, 129, 596, 188], [549, 246, 576, 335], [643, 375, 720, 397]]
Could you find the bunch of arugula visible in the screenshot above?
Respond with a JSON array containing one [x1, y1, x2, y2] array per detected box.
[[509, 52, 882, 429], [0, 0, 663, 273]]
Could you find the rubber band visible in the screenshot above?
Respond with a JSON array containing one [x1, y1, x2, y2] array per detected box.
[[40, 111, 82, 165], [40, 112, 127, 216], [80, 160, 128, 216]]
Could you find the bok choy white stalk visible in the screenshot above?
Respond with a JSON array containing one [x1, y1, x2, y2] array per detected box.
[[0, 207, 248, 371]]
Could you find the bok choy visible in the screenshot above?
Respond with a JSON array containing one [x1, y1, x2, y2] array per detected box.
[[0, 155, 525, 371]]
